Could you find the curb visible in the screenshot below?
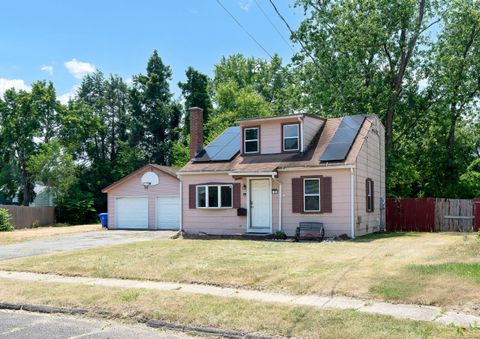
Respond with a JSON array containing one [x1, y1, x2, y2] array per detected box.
[[0, 302, 278, 339]]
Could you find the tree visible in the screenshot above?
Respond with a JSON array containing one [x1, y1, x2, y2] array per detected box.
[[212, 53, 297, 115], [293, 0, 440, 153], [0, 88, 39, 205], [178, 67, 212, 136], [427, 0, 480, 190], [27, 141, 76, 199], [130, 50, 181, 165]]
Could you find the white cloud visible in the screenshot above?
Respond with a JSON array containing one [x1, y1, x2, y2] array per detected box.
[[64, 58, 95, 79], [418, 78, 429, 91], [41, 65, 54, 75], [126, 77, 133, 85], [239, 0, 253, 11], [0, 78, 31, 97], [58, 85, 79, 104]]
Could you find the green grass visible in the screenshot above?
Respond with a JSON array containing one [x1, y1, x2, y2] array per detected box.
[[410, 263, 480, 284], [2, 233, 480, 310], [0, 278, 478, 339]]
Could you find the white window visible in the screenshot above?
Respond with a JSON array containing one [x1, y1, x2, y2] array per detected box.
[[304, 178, 320, 212], [283, 123, 300, 151], [244, 127, 259, 154], [196, 184, 233, 208]]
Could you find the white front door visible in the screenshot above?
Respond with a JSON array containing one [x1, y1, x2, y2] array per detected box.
[[116, 197, 149, 229], [156, 196, 180, 230], [249, 179, 271, 231]]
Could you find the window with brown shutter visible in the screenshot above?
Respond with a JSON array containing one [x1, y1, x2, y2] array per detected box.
[[233, 183, 241, 208], [292, 176, 332, 214], [366, 178, 374, 212]]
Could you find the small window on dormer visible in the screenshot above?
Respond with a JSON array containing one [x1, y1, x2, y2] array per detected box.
[[283, 123, 299, 151], [244, 127, 259, 154]]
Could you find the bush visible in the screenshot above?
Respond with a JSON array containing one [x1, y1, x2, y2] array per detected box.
[[0, 208, 14, 232]]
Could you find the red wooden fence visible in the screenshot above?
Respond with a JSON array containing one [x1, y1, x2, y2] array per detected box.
[[386, 198, 436, 232]]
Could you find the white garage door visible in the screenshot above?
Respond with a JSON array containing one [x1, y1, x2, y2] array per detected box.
[[156, 196, 180, 230], [116, 197, 148, 229]]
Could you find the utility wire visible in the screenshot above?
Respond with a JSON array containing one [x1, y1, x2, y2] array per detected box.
[[268, 0, 320, 68], [215, 0, 273, 58], [254, 0, 295, 53]]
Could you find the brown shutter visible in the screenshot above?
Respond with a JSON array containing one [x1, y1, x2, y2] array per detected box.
[[320, 176, 332, 213], [292, 178, 303, 213], [189, 184, 196, 209], [371, 180, 375, 212], [233, 183, 241, 208]]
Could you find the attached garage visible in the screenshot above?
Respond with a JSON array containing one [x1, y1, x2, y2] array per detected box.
[[102, 164, 180, 230]]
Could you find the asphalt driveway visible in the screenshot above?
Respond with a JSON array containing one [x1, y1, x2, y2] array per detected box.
[[0, 309, 193, 338], [0, 230, 174, 261]]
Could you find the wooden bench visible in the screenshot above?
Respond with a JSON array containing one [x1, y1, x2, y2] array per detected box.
[[295, 222, 325, 242]]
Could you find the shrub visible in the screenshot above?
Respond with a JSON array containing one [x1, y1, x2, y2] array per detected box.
[[0, 208, 14, 232]]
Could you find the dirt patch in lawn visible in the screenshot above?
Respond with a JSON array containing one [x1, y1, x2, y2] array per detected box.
[[1, 232, 479, 313], [0, 224, 102, 246], [0, 278, 478, 339]]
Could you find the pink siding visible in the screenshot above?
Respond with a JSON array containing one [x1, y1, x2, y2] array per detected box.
[[355, 116, 386, 236], [181, 168, 352, 237], [240, 116, 323, 155], [181, 174, 247, 234], [107, 168, 179, 229], [278, 169, 352, 237]]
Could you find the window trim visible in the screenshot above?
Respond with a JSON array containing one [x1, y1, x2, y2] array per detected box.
[[366, 178, 374, 213], [303, 178, 321, 212], [282, 123, 300, 152], [243, 126, 260, 154], [196, 184, 233, 209]]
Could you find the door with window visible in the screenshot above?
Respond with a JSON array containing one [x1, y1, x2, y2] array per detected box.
[[249, 179, 271, 231]]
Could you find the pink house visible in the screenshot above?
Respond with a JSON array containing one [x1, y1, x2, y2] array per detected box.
[[177, 107, 386, 239]]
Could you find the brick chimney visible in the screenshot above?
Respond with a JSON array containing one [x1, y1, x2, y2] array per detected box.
[[189, 107, 204, 158]]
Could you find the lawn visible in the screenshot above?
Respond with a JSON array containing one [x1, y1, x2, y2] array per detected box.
[[0, 278, 477, 339], [1, 232, 479, 314], [0, 224, 102, 246]]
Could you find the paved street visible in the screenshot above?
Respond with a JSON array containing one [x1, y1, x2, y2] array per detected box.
[[0, 230, 175, 260], [0, 309, 194, 339]]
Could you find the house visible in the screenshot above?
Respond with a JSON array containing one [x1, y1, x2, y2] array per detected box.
[[177, 107, 385, 239], [101, 164, 180, 230], [30, 182, 55, 207]]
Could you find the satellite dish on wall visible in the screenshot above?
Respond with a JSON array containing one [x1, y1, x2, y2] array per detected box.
[[141, 171, 159, 189]]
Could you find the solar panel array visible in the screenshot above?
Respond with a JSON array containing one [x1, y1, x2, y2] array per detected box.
[[320, 115, 365, 162], [193, 126, 241, 162]]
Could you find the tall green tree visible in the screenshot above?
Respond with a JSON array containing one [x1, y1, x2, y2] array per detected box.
[[426, 0, 480, 193], [0, 88, 39, 205], [178, 67, 212, 136], [294, 0, 440, 153], [130, 50, 181, 165]]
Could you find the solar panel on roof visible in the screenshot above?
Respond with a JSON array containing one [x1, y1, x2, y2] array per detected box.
[[193, 126, 240, 162], [320, 115, 365, 162]]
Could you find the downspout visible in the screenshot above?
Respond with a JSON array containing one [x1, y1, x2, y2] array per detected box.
[[271, 174, 282, 231], [177, 175, 183, 232], [350, 167, 356, 239]]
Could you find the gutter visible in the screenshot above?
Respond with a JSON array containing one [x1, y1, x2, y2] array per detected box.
[[228, 172, 277, 177], [278, 164, 355, 172]]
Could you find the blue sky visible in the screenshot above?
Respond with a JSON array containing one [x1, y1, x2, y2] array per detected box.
[[0, 0, 303, 102]]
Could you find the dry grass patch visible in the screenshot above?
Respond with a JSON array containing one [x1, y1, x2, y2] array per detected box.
[[0, 224, 102, 246], [0, 278, 478, 339], [1, 232, 479, 312]]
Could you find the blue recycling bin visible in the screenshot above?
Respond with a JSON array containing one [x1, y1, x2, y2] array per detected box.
[[99, 213, 108, 228]]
